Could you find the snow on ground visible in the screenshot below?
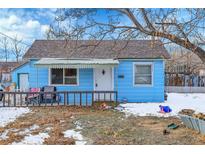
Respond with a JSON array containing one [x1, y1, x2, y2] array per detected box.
[[64, 121, 86, 145], [0, 107, 30, 127], [18, 124, 40, 135], [12, 133, 49, 145], [64, 129, 86, 145], [0, 124, 40, 142], [0, 130, 9, 140], [11, 126, 51, 145], [74, 121, 83, 130], [117, 93, 205, 117]]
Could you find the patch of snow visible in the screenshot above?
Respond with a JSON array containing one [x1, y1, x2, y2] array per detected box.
[[64, 129, 86, 145], [12, 133, 49, 145], [0, 107, 30, 127], [117, 93, 205, 117], [45, 127, 52, 131], [0, 130, 9, 140], [115, 106, 125, 111], [0, 128, 20, 140], [76, 125, 83, 130], [74, 121, 83, 130], [18, 124, 39, 135], [60, 120, 65, 123], [76, 141, 87, 145], [64, 130, 83, 140], [29, 124, 39, 130]]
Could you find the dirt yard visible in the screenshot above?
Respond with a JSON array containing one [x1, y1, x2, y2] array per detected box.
[[0, 106, 205, 145]]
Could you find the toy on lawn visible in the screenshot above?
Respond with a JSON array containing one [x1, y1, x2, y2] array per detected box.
[[159, 105, 172, 113]]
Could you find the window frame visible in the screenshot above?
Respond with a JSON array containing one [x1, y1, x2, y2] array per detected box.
[[133, 62, 154, 87], [49, 68, 79, 86]]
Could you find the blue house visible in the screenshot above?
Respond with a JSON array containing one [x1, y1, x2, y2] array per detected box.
[[12, 40, 170, 105]]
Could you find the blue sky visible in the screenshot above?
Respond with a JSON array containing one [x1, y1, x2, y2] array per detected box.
[[0, 8, 57, 45], [0, 9, 119, 45], [0, 8, 196, 61], [0, 8, 121, 61]]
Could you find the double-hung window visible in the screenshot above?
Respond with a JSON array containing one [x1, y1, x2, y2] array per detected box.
[[51, 68, 78, 85], [134, 62, 153, 86]]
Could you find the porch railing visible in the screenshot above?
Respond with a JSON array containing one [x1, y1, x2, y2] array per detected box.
[[0, 91, 118, 107]]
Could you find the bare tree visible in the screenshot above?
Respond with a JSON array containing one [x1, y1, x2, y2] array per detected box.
[[49, 8, 205, 62], [0, 36, 10, 62], [11, 35, 24, 62]]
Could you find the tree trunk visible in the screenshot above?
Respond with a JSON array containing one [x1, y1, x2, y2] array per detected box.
[[16, 56, 19, 62], [150, 31, 205, 63], [193, 47, 205, 63]]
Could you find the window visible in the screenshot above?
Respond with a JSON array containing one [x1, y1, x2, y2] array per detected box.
[[134, 63, 153, 86], [51, 69, 63, 84], [64, 69, 77, 85], [50, 68, 78, 85]]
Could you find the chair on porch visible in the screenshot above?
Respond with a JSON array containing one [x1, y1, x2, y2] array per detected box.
[[26, 88, 41, 104], [0, 89, 4, 102], [41, 86, 60, 104]]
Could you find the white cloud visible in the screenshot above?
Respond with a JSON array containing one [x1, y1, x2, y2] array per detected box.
[[26, 20, 41, 29], [8, 15, 21, 25], [41, 25, 50, 34], [0, 9, 56, 61], [0, 9, 54, 45]]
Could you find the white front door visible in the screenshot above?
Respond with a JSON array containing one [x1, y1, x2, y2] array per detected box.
[[94, 67, 113, 101], [19, 74, 29, 91]]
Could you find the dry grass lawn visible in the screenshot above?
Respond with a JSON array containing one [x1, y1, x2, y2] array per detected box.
[[0, 106, 205, 145]]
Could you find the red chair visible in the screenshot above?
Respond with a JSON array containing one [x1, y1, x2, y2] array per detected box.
[[27, 88, 41, 104]]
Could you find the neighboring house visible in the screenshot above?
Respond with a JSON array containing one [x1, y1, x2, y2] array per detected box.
[[166, 51, 205, 87], [0, 62, 19, 83], [166, 51, 205, 75], [11, 40, 170, 104]]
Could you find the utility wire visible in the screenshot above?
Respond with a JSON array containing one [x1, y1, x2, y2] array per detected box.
[[0, 31, 32, 47]]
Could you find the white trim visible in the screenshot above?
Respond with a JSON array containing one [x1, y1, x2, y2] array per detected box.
[[48, 68, 79, 86], [118, 58, 165, 61], [35, 58, 119, 68], [133, 62, 154, 87], [93, 68, 97, 91], [112, 67, 114, 91]]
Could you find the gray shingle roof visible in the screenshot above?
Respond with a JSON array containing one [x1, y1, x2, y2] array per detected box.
[[23, 40, 170, 59], [0, 62, 19, 68]]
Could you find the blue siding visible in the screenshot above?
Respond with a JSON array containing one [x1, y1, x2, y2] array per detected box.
[[12, 62, 30, 87], [12, 59, 165, 104], [12, 60, 94, 105], [55, 68, 93, 105], [115, 60, 165, 102], [12, 60, 49, 88]]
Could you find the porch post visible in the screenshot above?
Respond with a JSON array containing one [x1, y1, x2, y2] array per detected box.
[[36, 67, 39, 88]]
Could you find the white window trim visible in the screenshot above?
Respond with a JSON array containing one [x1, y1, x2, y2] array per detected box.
[[133, 62, 154, 87], [49, 68, 79, 86]]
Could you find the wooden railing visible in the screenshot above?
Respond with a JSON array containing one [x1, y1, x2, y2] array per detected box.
[[0, 91, 118, 107]]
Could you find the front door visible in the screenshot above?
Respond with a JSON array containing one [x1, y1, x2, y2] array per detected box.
[[94, 67, 113, 101], [19, 74, 29, 91]]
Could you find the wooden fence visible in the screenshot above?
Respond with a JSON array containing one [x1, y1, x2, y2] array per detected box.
[[0, 91, 118, 107], [165, 73, 205, 87]]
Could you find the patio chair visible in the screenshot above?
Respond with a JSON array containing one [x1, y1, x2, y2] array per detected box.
[[26, 88, 41, 104], [41, 86, 60, 103], [0, 89, 4, 101]]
